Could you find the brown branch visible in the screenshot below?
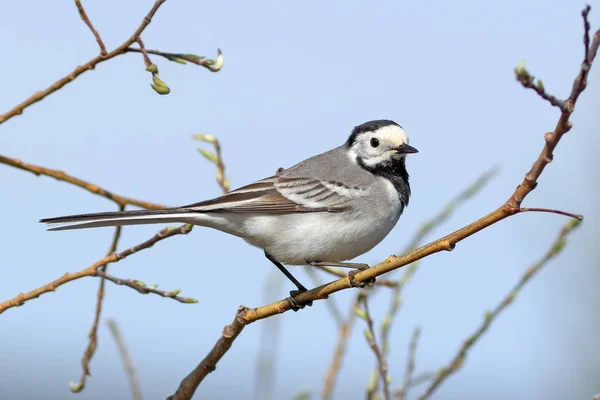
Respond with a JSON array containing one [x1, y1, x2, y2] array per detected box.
[[93, 270, 198, 304], [418, 218, 582, 400], [359, 292, 391, 400], [514, 61, 568, 112], [168, 11, 597, 398], [321, 296, 360, 400], [167, 306, 249, 400], [106, 319, 143, 400], [0, 154, 166, 210], [0, 0, 167, 125], [74, 0, 107, 55], [312, 264, 398, 288], [136, 37, 153, 68], [0, 224, 193, 314], [396, 327, 422, 400], [582, 5, 591, 63], [368, 169, 496, 396], [70, 208, 124, 393]]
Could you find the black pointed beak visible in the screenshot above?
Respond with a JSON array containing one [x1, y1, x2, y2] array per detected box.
[[396, 144, 419, 154]]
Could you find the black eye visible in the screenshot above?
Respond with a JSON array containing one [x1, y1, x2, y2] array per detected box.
[[370, 138, 379, 148]]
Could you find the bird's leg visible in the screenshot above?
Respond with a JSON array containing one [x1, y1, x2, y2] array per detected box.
[[264, 251, 313, 311], [308, 260, 375, 288]]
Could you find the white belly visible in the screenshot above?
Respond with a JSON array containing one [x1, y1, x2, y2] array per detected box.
[[183, 178, 405, 265], [242, 211, 400, 264]]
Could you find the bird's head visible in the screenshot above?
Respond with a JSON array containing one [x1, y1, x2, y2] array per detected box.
[[346, 119, 417, 169]]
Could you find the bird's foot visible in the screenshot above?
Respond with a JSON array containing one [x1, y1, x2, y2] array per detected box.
[[309, 260, 375, 288], [286, 289, 313, 312], [347, 269, 376, 288]]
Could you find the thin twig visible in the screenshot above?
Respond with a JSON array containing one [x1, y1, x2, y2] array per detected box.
[[514, 62, 568, 112], [360, 292, 391, 400], [371, 169, 496, 395], [136, 37, 153, 67], [520, 207, 583, 220], [1, 0, 215, 125], [167, 12, 598, 397], [193, 134, 230, 193], [396, 327, 422, 400], [321, 297, 360, 400], [93, 270, 198, 304], [106, 319, 143, 400], [124, 48, 224, 72], [70, 207, 124, 393], [74, 0, 107, 55], [418, 218, 582, 400], [0, 155, 166, 210], [312, 264, 398, 288], [583, 5, 591, 62], [167, 306, 249, 400], [0, 224, 193, 314]]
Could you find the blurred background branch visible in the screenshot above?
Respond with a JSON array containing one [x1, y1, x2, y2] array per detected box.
[[106, 319, 143, 400], [418, 218, 582, 399], [0, 2, 597, 400]]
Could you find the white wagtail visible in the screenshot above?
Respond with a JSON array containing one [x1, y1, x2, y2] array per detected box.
[[41, 120, 417, 308]]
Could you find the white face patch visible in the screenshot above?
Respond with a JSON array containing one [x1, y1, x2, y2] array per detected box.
[[349, 124, 410, 167]]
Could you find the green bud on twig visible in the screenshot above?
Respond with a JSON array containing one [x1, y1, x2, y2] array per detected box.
[[145, 64, 159, 74], [198, 148, 218, 163]]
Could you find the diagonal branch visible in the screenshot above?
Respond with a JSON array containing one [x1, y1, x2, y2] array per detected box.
[[0, 0, 168, 125], [417, 218, 582, 399], [0, 154, 166, 209], [74, 0, 107, 55], [93, 270, 198, 304], [396, 327, 422, 400], [167, 307, 249, 400], [0, 224, 193, 314], [106, 319, 143, 400], [168, 9, 597, 398], [360, 292, 391, 400]]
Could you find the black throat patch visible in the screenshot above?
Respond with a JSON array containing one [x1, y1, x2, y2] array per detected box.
[[357, 156, 411, 207]]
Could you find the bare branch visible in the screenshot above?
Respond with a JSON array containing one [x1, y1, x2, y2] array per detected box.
[[321, 296, 360, 400], [312, 264, 398, 288], [582, 5, 591, 62], [106, 319, 143, 400], [360, 292, 391, 400], [0, 224, 193, 314], [125, 48, 224, 72], [418, 218, 582, 399], [396, 327, 422, 400], [70, 208, 124, 393], [514, 61, 568, 112], [0, 154, 166, 209], [0, 0, 220, 125], [74, 0, 107, 55], [168, 12, 598, 397], [167, 306, 249, 400], [93, 270, 198, 304]]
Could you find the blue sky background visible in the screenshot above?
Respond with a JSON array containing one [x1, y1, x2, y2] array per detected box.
[[1, 1, 599, 399]]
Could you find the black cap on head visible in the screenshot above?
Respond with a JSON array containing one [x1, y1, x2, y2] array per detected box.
[[346, 119, 402, 147]]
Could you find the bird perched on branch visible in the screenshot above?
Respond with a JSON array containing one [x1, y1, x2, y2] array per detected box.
[[41, 119, 418, 309]]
